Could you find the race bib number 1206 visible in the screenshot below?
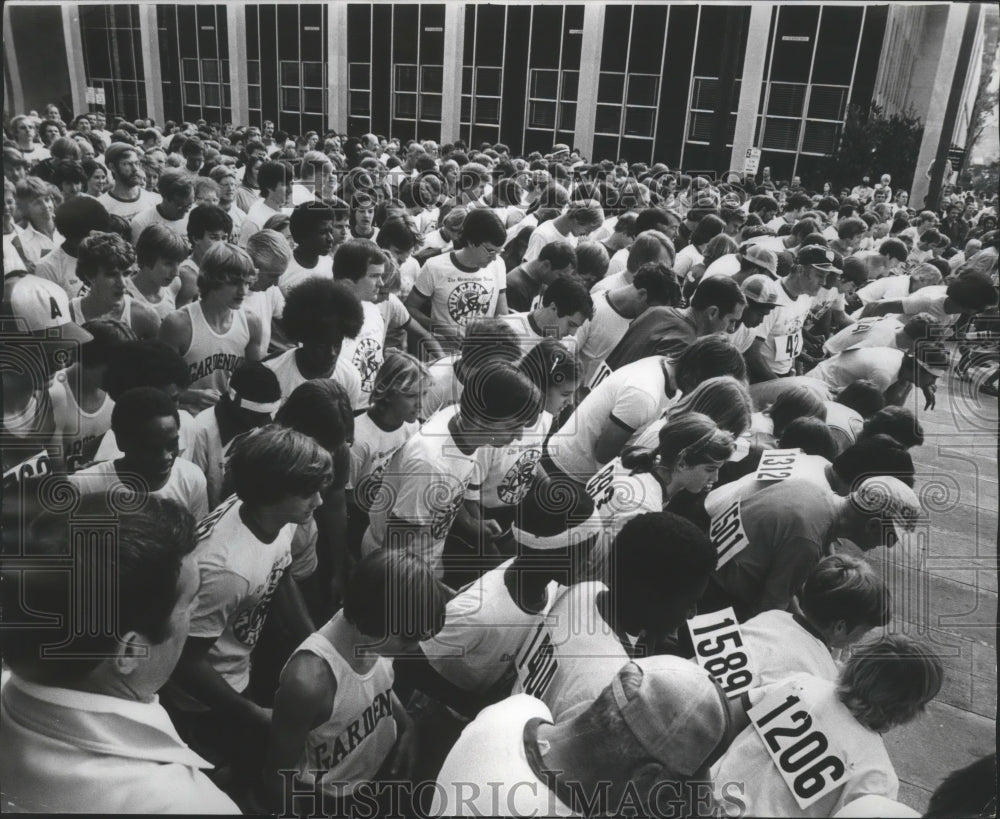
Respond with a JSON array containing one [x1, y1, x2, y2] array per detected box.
[[748, 685, 847, 809], [687, 607, 753, 698]]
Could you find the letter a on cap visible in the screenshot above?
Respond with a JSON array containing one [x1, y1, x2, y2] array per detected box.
[[50, 297, 63, 320]]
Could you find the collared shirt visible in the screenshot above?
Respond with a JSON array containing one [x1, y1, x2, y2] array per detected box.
[[0, 673, 239, 813]]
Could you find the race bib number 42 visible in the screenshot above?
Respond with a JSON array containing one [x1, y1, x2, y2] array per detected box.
[[687, 607, 753, 698], [754, 448, 800, 482], [748, 685, 847, 809]]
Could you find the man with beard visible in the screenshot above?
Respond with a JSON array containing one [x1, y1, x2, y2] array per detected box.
[[97, 143, 161, 222]]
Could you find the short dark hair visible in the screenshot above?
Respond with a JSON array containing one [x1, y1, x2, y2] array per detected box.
[[0, 494, 197, 683], [833, 434, 915, 488], [634, 207, 677, 233], [632, 262, 682, 306], [540, 274, 594, 319], [800, 554, 890, 632], [861, 406, 924, 449], [375, 214, 421, 252], [614, 511, 717, 600], [459, 362, 543, 427], [343, 550, 448, 642], [76, 232, 136, 282], [53, 196, 111, 241], [537, 239, 577, 271], [332, 238, 385, 282], [778, 417, 837, 458], [947, 272, 998, 311], [455, 318, 522, 380], [186, 203, 233, 242], [135, 223, 189, 268], [275, 379, 355, 452], [691, 275, 746, 315], [836, 379, 885, 418], [689, 214, 726, 247], [674, 336, 747, 393], [878, 238, 909, 262], [460, 208, 506, 247], [102, 340, 190, 397], [281, 277, 364, 344], [111, 386, 180, 445], [289, 200, 335, 243], [257, 160, 293, 196], [228, 425, 333, 505]]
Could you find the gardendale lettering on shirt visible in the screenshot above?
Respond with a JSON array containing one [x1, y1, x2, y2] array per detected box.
[[311, 689, 394, 769], [189, 352, 244, 384]]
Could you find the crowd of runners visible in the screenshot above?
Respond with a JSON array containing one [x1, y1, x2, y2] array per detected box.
[[2, 107, 998, 817]]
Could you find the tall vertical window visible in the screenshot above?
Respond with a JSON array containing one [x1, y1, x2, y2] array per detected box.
[[79, 5, 147, 121], [390, 4, 444, 140], [523, 5, 585, 153], [460, 4, 507, 147]]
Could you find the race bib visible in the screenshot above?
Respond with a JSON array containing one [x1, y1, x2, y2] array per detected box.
[[773, 332, 802, 363], [514, 620, 558, 698], [754, 448, 800, 482], [748, 685, 848, 809], [585, 462, 617, 511], [687, 607, 754, 697], [588, 360, 613, 391], [709, 499, 750, 568]]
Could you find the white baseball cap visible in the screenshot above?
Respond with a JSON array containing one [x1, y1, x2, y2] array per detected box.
[[2, 274, 92, 343]]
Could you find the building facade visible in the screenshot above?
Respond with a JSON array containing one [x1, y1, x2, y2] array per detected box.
[[3, 2, 987, 190]]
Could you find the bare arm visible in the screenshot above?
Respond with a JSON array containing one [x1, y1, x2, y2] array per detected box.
[[403, 289, 436, 333], [594, 417, 635, 466], [860, 299, 905, 318], [245, 310, 264, 362], [744, 337, 778, 383]]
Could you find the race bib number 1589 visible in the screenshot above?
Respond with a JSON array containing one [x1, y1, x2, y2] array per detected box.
[[687, 607, 753, 698]]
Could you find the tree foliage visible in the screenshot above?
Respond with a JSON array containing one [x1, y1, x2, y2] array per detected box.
[[820, 103, 924, 193]]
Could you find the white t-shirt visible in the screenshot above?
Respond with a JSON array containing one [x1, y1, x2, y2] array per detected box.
[[548, 356, 676, 481], [264, 347, 363, 410], [413, 252, 506, 336], [349, 412, 419, 511], [523, 219, 576, 264], [702, 254, 742, 280], [420, 353, 461, 419], [129, 206, 189, 245], [824, 401, 865, 454], [339, 296, 411, 405], [754, 280, 814, 375], [900, 285, 956, 327], [705, 449, 830, 520], [47, 369, 113, 472], [361, 405, 487, 575], [740, 609, 839, 689], [32, 246, 82, 298], [604, 247, 629, 279], [238, 199, 283, 246], [590, 268, 629, 295], [184, 406, 236, 511], [809, 347, 904, 394], [432, 694, 577, 817], [420, 558, 555, 692], [243, 285, 285, 354], [97, 189, 161, 222], [477, 411, 552, 508], [70, 457, 208, 522], [856, 276, 912, 305], [574, 290, 632, 385], [673, 243, 703, 280], [810, 286, 846, 322], [277, 254, 334, 296], [511, 581, 629, 721], [712, 674, 899, 818], [187, 495, 295, 692], [824, 317, 903, 356]]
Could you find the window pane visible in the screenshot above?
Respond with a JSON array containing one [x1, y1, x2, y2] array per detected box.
[[595, 104, 622, 134], [561, 71, 579, 100], [687, 111, 713, 142], [692, 77, 718, 111], [282, 87, 301, 111], [247, 61, 260, 85], [420, 93, 442, 121], [303, 61, 324, 87], [184, 83, 201, 105], [204, 84, 221, 107], [281, 62, 300, 86], [462, 67, 473, 94], [624, 107, 655, 137], [223, 85, 231, 107], [767, 83, 806, 117], [530, 69, 559, 99], [395, 92, 417, 118], [249, 86, 261, 109], [222, 60, 230, 83], [802, 121, 840, 154], [808, 86, 847, 121], [461, 95, 472, 122], [303, 88, 323, 111], [395, 64, 418, 91], [421, 65, 443, 92], [183, 58, 199, 82], [761, 118, 801, 151], [476, 67, 501, 97], [598, 73, 625, 104], [475, 97, 500, 125], [559, 102, 576, 130], [350, 91, 370, 117], [350, 63, 370, 90], [202, 59, 219, 84], [528, 100, 557, 128], [627, 75, 659, 107]]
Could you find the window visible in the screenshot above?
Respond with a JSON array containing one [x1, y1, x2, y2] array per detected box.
[[687, 77, 740, 145], [181, 56, 225, 112], [759, 81, 849, 155], [461, 66, 503, 129], [393, 62, 442, 122], [527, 68, 578, 131], [349, 62, 370, 118]]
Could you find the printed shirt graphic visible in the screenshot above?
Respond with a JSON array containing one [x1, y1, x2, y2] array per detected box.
[[755, 280, 813, 375], [188, 496, 295, 692], [339, 296, 411, 405], [477, 411, 552, 508], [414, 252, 505, 334], [349, 413, 419, 511]]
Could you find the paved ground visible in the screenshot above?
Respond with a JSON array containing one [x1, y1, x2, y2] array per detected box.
[[854, 361, 997, 812]]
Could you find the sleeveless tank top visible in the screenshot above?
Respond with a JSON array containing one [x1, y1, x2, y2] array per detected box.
[[182, 301, 250, 396], [290, 618, 396, 797], [69, 295, 133, 328], [125, 276, 176, 320], [48, 369, 114, 472]]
